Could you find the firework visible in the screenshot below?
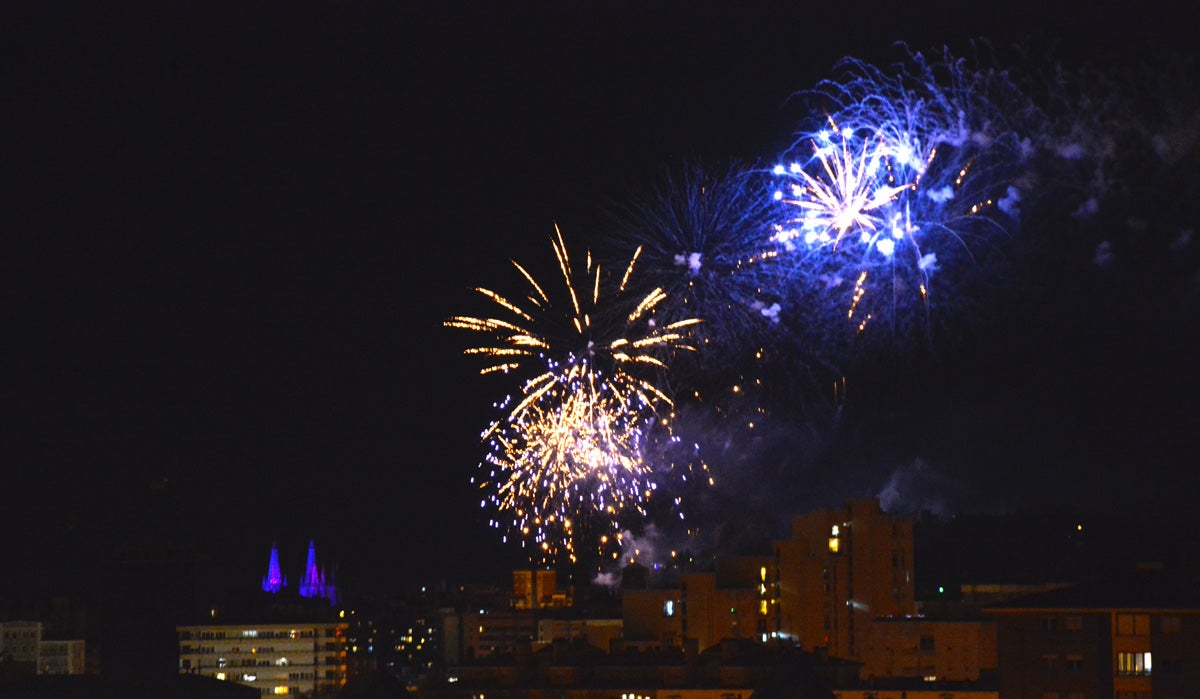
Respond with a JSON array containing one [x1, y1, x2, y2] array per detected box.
[[482, 365, 651, 563], [446, 225, 699, 564], [768, 46, 1033, 358], [602, 163, 806, 481], [600, 162, 843, 564], [603, 161, 783, 366]]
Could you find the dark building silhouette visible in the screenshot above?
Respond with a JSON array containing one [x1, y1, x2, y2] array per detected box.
[[986, 567, 1200, 698]]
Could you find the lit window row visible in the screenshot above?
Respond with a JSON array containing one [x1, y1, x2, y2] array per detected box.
[[1117, 651, 1151, 676]]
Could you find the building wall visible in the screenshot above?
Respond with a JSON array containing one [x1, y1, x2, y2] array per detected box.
[[440, 608, 539, 660], [775, 499, 915, 662], [993, 607, 1200, 698], [715, 556, 773, 589], [623, 572, 772, 653], [861, 619, 996, 681], [0, 621, 43, 663], [992, 610, 1115, 699], [627, 500, 914, 658], [622, 588, 679, 645], [689, 576, 766, 649], [1, 620, 89, 676], [537, 618, 623, 650], [1110, 611, 1152, 698], [177, 622, 349, 696], [38, 639, 86, 675], [1149, 611, 1200, 698], [513, 569, 562, 609], [656, 690, 756, 699], [682, 574, 719, 649], [832, 691, 998, 699], [441, 611, 463, 665]]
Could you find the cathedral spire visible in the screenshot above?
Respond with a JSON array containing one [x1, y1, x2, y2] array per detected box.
[[299, 539, 337, 605], [261, 541, 286, 593]]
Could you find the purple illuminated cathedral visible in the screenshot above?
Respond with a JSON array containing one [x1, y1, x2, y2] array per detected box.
[[299, 539, 338, 605], [261, 541, 287, 593], [260, 540, 338, 606]]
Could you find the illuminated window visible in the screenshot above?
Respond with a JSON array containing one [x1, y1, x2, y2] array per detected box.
[[215, 672, 226, 681], [663, 600, 675, 617], [274, 687, 290, 694], [1117, 651, 1151, 676], [828, 537, 839, 553]]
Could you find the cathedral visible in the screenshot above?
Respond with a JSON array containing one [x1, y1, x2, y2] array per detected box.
[[260, 540, 338, 605]]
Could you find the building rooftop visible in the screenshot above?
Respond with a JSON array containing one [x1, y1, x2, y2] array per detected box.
[[984, 567, 1200, 612]]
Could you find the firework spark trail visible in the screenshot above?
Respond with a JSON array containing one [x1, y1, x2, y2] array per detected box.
[[604, 162, 784, 365], [483, 363, 653, 563], [768, 46, 1034, 357], [602, 163, 799, 477], [447, 225, 699, 564], [772, 120, 913, 253], [600, 162, 834, 564]]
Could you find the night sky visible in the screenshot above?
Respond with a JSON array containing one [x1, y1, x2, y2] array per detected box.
[[8, 3, 1199, 599]]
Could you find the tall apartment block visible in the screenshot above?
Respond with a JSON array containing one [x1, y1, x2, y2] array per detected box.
[[774, 498, 915, 661], [177, 621, 349, 696]]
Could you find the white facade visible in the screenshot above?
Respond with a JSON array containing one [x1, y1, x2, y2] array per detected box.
[[177, 621, 348, 696], [0, 621, 87, 675], [38, 639, 87, 675], [0, 620, 43, 663]]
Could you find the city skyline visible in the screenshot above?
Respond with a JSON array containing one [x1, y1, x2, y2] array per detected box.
[[9, 2, 1199, 598]]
